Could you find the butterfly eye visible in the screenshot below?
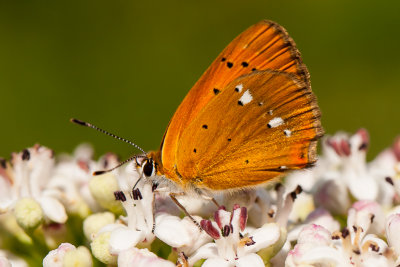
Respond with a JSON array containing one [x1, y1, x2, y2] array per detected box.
[[143, 159, 155, 177]]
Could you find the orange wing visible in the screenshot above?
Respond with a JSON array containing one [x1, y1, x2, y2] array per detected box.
[[157, 20, 313, 182], [176, 70, 322, 190]]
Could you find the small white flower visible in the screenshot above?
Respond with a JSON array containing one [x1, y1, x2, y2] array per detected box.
[[348, 200, 385, 238], [312, 129, 378, 213], [49, 144, 121, 216], [288, 208, 340, 242], [287, 207, 392, 266], [286, 224, 350, 266], [90, 163, 156, 263], [188, 205, 281, 267], [0, 145, 67, 225]]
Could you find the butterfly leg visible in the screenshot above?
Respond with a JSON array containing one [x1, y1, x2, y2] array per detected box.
[[198, 193, 220, 208], [169, 192, 202, 230], [194, 188, 220, 208]]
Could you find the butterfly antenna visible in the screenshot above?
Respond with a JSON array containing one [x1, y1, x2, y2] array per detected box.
[[70, 118, 146, 154], [93, 155, 147, 176]]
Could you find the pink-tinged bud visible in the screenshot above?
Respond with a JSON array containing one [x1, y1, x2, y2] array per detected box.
[[340, 139, 351, 156], [356, 128, 369, 151], [393, 136, 400, 161], [327, 138, 342, 156], [200, 220, 220, 239], [233, 204, 240, 210], [297, 224, 331, 246], [77, 160, 90, 173], [352, 200, 379, 213], [239, 207, 248, 231]]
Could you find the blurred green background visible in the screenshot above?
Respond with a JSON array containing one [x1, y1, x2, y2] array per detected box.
[[0, 0, 399, 161]]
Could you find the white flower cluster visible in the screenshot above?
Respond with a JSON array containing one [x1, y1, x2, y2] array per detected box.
[[0, 129, 399, 266]]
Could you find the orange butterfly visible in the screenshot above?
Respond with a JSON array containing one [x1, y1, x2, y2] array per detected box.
[[145, 20, 323, 192], [73, 20, 322, 210]]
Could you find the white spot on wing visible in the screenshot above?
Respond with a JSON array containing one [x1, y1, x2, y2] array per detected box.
[[235, 84, 243, 93], [284, 129, 292, 137], [239, 90, 253, 105], [268, 110, 273, 115], [267, 117, 284, 128]]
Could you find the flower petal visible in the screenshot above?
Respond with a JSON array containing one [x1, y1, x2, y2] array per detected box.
[[118, 247, 175, 267], [202, 258, 232, 267], [109, 227, 144, 254], [155, 213, 193, 246], [386, 213, 400, 255], [155, 213, 210, 254], [286, 244, 347, 266], [243, 223, 280, 254], [188, 243, 218, 266], [236, 253, 264, 267], [37, 196, 67, 223]]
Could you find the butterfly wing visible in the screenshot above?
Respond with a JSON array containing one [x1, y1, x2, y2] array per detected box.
[[176, 70, 322, 190], [159, 20, 312, 179]]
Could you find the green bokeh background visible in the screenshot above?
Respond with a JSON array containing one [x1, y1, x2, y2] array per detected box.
[[0, 0, 399, 160]]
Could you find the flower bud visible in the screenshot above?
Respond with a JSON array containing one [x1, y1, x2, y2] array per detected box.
[[63, 246, 92, 267], [89, 173, 123, 214], [90, 231, 117, 265], [13, 198, 43, 230], [83, 212, 115, 240]]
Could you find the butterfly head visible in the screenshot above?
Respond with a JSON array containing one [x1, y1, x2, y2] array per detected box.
[[135, 156, 156, 178], [135, 150, 164, 178]]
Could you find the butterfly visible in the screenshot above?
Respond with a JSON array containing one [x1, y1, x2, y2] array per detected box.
[[73, 20, 322, 210], [143, 20, 323, 193]]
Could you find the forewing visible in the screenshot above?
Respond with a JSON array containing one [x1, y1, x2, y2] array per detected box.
[[176, 70, 323, 190], [160, 20, 310, 177]]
